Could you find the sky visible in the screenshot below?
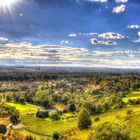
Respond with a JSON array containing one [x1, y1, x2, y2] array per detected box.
[[0, 0, 140, 68]]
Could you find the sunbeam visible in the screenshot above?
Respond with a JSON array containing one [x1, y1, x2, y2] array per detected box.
[[0, 0, 18, 7]]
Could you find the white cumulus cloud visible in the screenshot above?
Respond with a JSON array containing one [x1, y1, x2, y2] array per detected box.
[[112, 5, 126, 14], [86, 0, 107, 2], [127, 25, 139, 29], [98, 32, 124, 39], [68, 33, 77, 37], [0, 37, 9, 41], [116, 0, 128, 3], [138, 31, 140, 37], [90, 38, 117, 46]]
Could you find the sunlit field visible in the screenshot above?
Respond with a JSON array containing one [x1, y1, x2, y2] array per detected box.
[[3, 102, 140, 140], [123, 91, 140, 102]]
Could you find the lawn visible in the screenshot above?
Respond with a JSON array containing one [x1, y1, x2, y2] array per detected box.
[[123, 91, 140, 102]]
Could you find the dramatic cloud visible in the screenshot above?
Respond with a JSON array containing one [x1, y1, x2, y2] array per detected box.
[[0, 0, 139, 68], [98, 32, 124, 39], [112, 5, 126, 13], [90, 38, 117, 46], [127, 25, 139, 29]]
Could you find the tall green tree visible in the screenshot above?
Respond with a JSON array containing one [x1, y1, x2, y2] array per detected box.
[[10, 110, 20, 125], [78, 108, 92, 129]]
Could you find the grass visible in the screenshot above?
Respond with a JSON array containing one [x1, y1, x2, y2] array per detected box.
[[4, 101, 140, 139], [21, 115, 77, 136], [123, 91, 140, 102], [68, 105, 140, 140], [5, 102, 40, 114], [0, 117, 10, 125], [16, 105, 140, 140]]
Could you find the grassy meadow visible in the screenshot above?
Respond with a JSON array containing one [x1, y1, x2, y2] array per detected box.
[[123, 91, 140, 102], [2, 101, 140, 140]]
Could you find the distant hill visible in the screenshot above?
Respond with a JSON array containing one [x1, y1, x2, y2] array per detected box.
[[0, 65, 139, 73]]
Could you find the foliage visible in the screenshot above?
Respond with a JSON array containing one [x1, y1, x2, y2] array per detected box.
[[94, 117, 100, 122], [25, 135, 36, 140], [69, 103, 76, 112], [0, 124, 7, 134], [126, 110, 133, 115], [88, 122, 133, 140], [50, 112, 60, 121], [78, 108, 92, 129], [52, 131, 60, 140], [10, 110, 20, 125], [36, 110, 49, 118]]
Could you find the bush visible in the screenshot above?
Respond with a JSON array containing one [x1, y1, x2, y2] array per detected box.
[[126, 110, 133, 115], [95, 104, 103, 114], [69, 103, 76, 112], [83, 102, 96, 115], [25, 135, 36, 140], [102, 102, 110, 112], [36, 110, 49, 118], [78, 108, 92, 129], [88, 122, 133, 140], [52, 131, 60, 140], [94, 117, 100, 122], [50, 112, 60, 121], [10, 110, 20, 125], [0, 124, 7, 134], [128, 99, 140, 105]]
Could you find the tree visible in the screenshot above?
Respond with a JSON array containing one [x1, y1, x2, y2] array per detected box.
[[102, 102, 110, 112], [43, 99, 51, 109], [0, 124, 7, 134], [10, 110, 20, 125], [52, 131, 60, 140], [83, 102, 96, 115], [78, 108, 92, 129], [50, 112, 60, 121], [36, 110, 49, 118], [95, 104, 103, 114], [69, 103, 76, 112]]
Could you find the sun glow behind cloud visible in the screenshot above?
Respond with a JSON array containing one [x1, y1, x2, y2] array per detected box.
[[0, 0, 18, 7]]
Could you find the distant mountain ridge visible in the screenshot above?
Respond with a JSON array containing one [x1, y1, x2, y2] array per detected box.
[[0, 66, 139, 73]]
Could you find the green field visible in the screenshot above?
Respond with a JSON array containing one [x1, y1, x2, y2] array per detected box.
[[3, 92, 140, 139], [21, 116, 77, 136], [6, 102, 41, 114], [7, 102, 140, 140], [123, 91, 140, 102]]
